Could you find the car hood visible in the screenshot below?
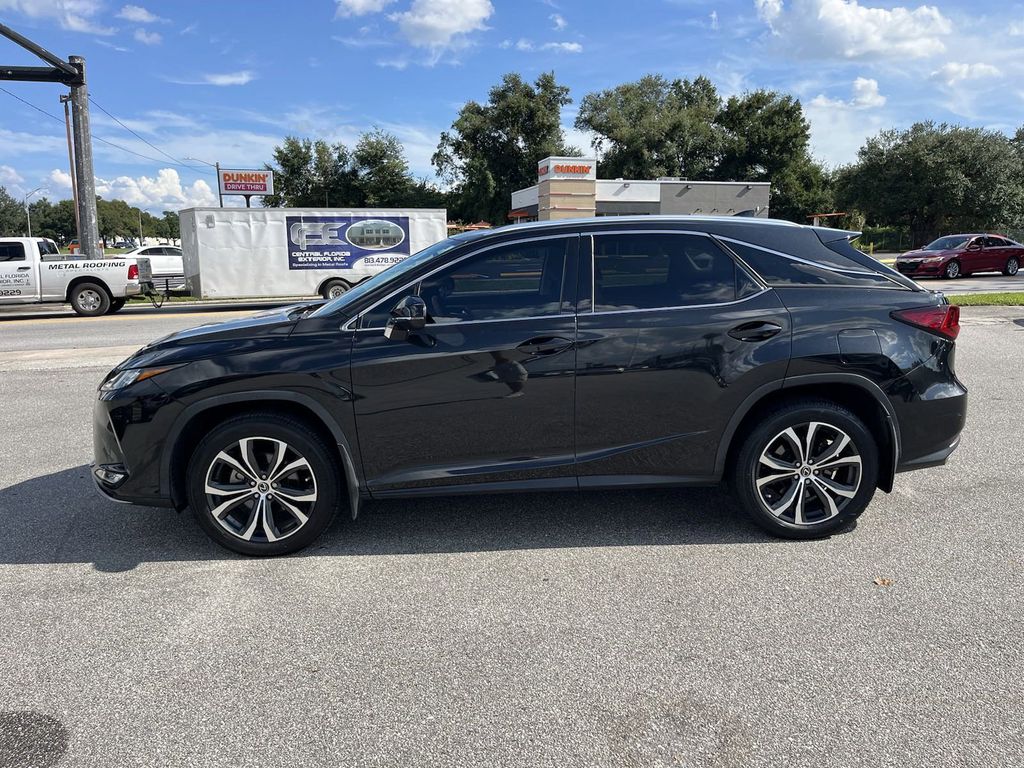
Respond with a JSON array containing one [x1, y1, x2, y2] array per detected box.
[[118, 302, 321, 369], [900, 249, 954, 259]]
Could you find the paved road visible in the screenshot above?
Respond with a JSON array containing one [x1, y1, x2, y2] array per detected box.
[[917, 274, 1024, 294], [1, 307, 1022, 767]]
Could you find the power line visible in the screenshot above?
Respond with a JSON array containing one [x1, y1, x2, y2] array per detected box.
[[88, 94, 203, 170], [0, 86, 206, 169]]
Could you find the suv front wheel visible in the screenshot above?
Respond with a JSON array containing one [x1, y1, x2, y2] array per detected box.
[[187, 413, 341, 556], [732, 399, 878, 539]]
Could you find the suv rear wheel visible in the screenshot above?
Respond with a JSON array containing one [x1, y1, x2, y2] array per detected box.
[[732, 399, 878, 539], [187, 413, 341, 556]]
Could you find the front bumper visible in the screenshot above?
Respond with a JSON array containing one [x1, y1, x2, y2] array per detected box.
[[895, 260, 944, 277], [92, 380, 178, 508]]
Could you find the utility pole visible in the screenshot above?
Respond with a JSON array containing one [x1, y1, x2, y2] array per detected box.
[[0, 24, 100, 258], [68, 55, 99, 260], [60, 94, 80, 241]]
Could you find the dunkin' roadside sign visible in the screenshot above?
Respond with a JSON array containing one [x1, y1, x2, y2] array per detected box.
[[536, 156, 597, 181], [218, 169, 275, 197]]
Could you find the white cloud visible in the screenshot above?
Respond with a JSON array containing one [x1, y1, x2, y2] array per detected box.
[[541, 41, 583, 53], [710, 10, 719, 30], [0, 0, 116, 34], [755, 0, 783, 27], [550, 13, 567, 30], [805, 97, 887, 167], [167, 71, 256, 86], [116, 4, 166, 23], [96, 39, 131, 52], [48, 169, 73, 190], [377, 58, 409, 69], [931, 62, 1001, 86], [515, 38, 534, 51], [754, 0, 952, 59], [332, 33, 392, 48], [391, 0, 493, 56], [335, 0, 395, 17], [810, 76, 885, 110], [0, 164, 24, 186], [133, 28, 162, 45]]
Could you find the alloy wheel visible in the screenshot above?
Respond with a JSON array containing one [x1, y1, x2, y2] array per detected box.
[[755, 422, 862, 526], [945, 261, 960, 279], [1008, 257, 1019, 276], [203, 436, 318, 543]]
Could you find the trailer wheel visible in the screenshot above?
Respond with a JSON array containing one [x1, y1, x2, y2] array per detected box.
[[107, 298, 127, 314], [320, 279, 349, 300], [70, 282, 111, 317]]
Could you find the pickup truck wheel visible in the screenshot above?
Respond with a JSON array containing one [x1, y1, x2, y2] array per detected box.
[[187, 413, 341, 556], [70, 282, 111, 316], [321, 279, 349, 300], [107, 298, 127, 314]]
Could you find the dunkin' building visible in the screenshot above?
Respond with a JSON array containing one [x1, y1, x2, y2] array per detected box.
[[510, 157, 770, 222]]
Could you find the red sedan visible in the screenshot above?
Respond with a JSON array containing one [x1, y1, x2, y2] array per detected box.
[[895, 234, 1023, 279]]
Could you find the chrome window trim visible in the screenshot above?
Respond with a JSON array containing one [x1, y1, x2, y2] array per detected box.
[[715, 234, 907, 289], [586, 288, 770, 317], [589, 229, 761, 313], [342, 232, 580, 331], [351, 312, 575, 333]]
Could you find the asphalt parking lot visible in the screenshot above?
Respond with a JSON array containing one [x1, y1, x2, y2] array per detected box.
[[1, 304, 1022, 767]]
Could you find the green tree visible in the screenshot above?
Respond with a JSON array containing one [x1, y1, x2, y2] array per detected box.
[[353, 129, 414, 207], [835, 122, 1024, 245], [434, 72, 578, 223], [263, 137, 360, 208], [0, 185, 27, 236], [38, 199, 77, 243], [575, 75, 723, 179], [162, 210, 180, 241]]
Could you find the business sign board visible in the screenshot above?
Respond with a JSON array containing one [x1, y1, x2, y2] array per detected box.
[[218, 169, 274, 196], [286, 215, 410, 270], [537, 156, 597, 181]]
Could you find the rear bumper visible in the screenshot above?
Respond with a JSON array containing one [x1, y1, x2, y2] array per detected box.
[[888, 351, 967, 473]]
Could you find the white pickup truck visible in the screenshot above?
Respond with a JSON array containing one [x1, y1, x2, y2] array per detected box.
[[0, 237, 153, 316]]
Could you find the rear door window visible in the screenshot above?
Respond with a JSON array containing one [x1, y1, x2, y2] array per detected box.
[[592, 233, 745, 311]]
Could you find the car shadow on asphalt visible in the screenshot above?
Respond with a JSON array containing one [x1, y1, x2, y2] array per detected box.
[[1, 466, 775, 571]]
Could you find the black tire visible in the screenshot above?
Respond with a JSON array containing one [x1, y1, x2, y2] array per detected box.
[[187, 413, 342, 556], [1004, 256, 1020, 277], [943, 260, 961, 279], [320, 279, 350, 300], [69, 282, 111, 316], [107, 298, 127, 314], [731, 399, 878, 539]]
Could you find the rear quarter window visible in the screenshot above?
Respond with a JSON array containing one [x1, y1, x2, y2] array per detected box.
[[722, 240, 895, 288]]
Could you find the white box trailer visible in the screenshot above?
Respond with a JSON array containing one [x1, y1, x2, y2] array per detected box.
[[179, 207, 447, 300]]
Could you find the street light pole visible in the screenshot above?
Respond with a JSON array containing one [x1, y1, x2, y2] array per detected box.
[[24, 186, 46, 237], [186, 157, 223, 207]]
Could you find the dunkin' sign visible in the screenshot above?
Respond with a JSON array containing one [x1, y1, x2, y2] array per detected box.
[[537, 156, 598, 181], [218, 169, 275, 196]]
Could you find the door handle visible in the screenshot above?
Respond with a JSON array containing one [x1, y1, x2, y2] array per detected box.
[[728, 321, 783, 342], [17, 266, 30, 271], [516, 336, 574, 356]]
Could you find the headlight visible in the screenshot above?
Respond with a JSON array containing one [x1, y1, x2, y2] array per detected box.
[[99, 365, 179, 392], [922, 256, 945, 263]]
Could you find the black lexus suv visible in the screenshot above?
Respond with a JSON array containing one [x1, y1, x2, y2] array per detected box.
[[93, 216, 967, 556]]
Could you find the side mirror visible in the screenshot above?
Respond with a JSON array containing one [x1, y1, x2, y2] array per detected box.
[[384, 295, 427, 340]]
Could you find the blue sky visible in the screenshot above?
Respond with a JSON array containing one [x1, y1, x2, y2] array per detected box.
[[0, 0, 1021, 212]]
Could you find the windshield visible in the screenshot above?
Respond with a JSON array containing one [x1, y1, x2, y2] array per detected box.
[[924, 235, 971, 251], [309, 236, 463, 318]]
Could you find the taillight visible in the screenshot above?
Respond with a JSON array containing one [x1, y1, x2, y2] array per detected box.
[[891, 304, 960, 340], [127, 264, 139, 280]]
